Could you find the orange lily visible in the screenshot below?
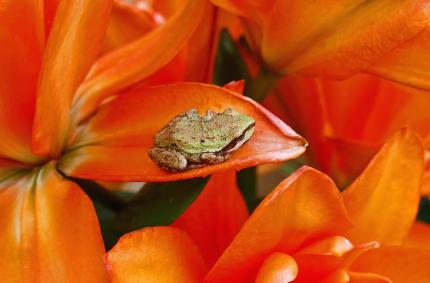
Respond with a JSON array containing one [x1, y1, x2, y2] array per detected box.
[[264, 73, 430, 189], [106, 129, 430, 282], [0, 0, 306, 281], [210, 0, 430, 90]]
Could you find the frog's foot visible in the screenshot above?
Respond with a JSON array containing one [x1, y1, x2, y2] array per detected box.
[[200, 152, 231, 165], [148, 147, 188, 172]]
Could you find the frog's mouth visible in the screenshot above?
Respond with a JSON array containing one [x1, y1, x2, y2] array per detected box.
[[222, 122, 256, 153]]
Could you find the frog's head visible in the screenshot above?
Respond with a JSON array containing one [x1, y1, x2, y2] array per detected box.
[[219, 108, 256, 153]]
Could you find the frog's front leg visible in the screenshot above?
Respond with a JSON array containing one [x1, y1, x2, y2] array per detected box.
[[148, 147, 188, 172]]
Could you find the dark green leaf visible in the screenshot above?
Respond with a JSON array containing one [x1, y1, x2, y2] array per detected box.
[[237, 167, 260, 211], [93, 201, 122, 250], [282, 156, 306, 175], [213, 29, 251, 87], [68, 177, 127, 212], [115, 177, 209, 234], [417, 197, 430, 223]]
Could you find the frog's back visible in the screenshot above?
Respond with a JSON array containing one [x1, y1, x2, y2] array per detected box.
[[171, 112, 253, 154]]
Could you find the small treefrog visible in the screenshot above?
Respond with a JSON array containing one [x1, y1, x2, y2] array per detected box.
[[149, 108, 256, 172]]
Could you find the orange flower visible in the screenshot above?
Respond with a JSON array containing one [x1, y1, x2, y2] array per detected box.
[[210, 0, 430, 90], [0, 0, 306, 281], [264, 74, 430, 188], [106, 129, 430, 282]]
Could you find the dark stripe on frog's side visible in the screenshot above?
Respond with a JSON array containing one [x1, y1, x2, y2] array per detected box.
[[221, 122, 255, 152]]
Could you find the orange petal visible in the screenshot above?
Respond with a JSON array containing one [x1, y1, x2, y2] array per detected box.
[[44, 0, 59, 35], [267, 75, 407, 188], [323, 75, 430, 146], [293, 239, 379, 282], [0, 163, 108, 282], [101, 1, 188, 87], [172, 171, 248, 267], [0, 0, 44, 163], [325, 137, 378, 188], [134, 0, 181, 18], [72, 0, 206, 123], [369, 29, 430, 91], [319, 74, 380, 143], [321, 270, 350, 283], [210, 0, 277, 26], [127, 49, 188, 88], [255, 252, 298, 283], [348, 272, 392, 283], [105, 227, 207, 283], [342, 129, 424, 245], [423, 135, 430, 195], [319, 74, 430, 186], [59, 83, 306, 181], [213, 1, 430, 80], [296, 236, 354, 258], [264, 76, 332, 175], [183, 4, 242, 83], [262, 1, 430, 77], [204, 167, 352, 283], [32, 0, 112, 157], [224, 80, 245, 94], [128, 3, 237, 88], [294, 254, 350, 283], [100, 2, 240, 86], [405, 222, 430, 250], [101, 0, 157, 54], [293, 237, 355, 282], [261, 92, 289, 123], [0, 158, 32, 183], [183, 2, 217, 82], [350, 246, 430, 283]]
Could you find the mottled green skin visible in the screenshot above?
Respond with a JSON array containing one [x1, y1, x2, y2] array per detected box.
[[149, 108, 255, 172]]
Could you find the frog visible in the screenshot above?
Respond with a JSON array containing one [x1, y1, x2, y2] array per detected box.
[[148, 108, 256, 172]]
